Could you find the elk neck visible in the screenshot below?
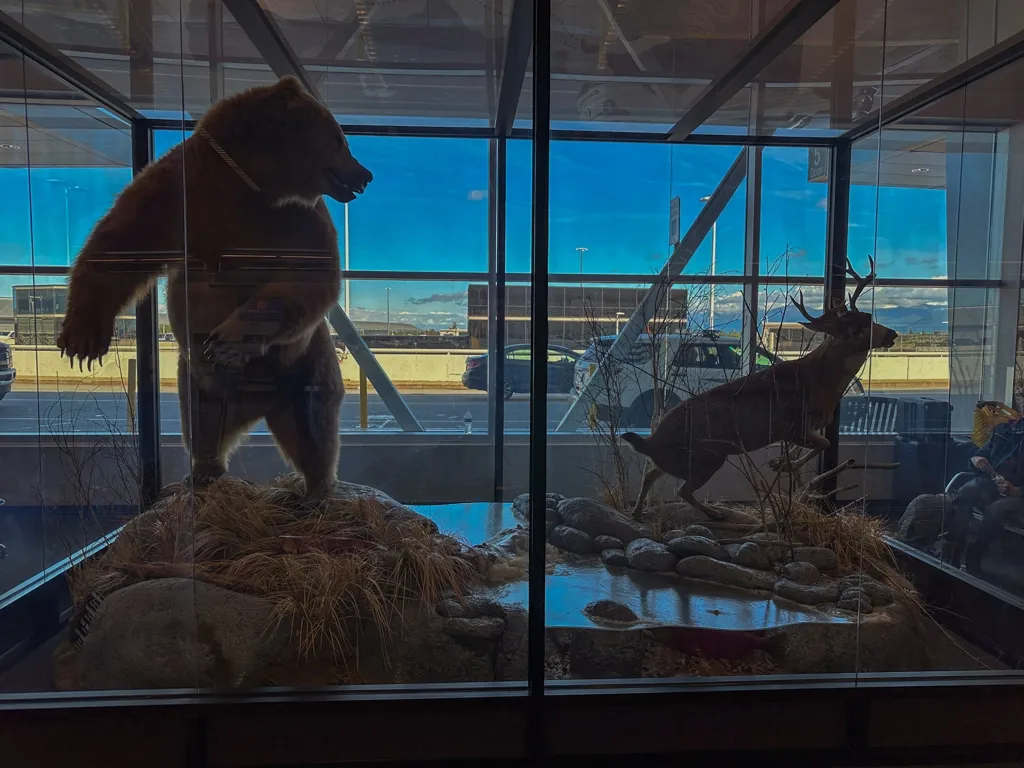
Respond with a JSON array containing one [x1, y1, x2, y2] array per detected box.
[[805, 336, 870, 398]]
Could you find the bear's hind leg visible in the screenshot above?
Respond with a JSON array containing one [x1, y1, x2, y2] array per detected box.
[[178, 358, 261, 487], [265, 390, 341, 503]]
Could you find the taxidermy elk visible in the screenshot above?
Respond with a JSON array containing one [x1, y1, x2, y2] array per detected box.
[[621, 256, 897, 521]]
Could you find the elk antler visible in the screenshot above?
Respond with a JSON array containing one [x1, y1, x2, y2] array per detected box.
[[845, 254, 876, 311], [790, 291, 820, 323]]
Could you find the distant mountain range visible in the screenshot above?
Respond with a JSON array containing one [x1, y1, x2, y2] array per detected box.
[[873, 304, 948, 333]]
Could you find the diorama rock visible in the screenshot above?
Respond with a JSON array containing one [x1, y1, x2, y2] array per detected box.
[[786, 546, 839, 572], [898, 493, 952, 546], [549, 525, 598, 554], [584, 599, 638, 624], [76, 578, 288, 690], [625, 538, 678, 572], [773, 578, 840, 606], [683, 524, 716, 540], [726, 542, 771, 570], [568, 629, 645, 678], [666, 535, 728, 561], [839, 574, 895, 606], [512, 492, 564, 526], [331, 481, 440, 535], [594, 535, 623, 550], [676, 556, 777, 592], [600, 548, 628, 567], [837, 588, 873, 614], [440, 616, 505, 639], [558, 498, 650, 543], [436, 595, 508, 620], [662, 529, 688, 543], [782, 561, 821, 584]]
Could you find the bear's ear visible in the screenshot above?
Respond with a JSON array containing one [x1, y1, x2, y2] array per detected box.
[[274, 76, 305, 98]]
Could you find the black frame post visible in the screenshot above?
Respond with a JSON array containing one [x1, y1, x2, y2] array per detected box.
[[527, 0, 551, 755], [820, 139, 851, 501], [132, 122, 161, 505], [487, 137, 508, 501]]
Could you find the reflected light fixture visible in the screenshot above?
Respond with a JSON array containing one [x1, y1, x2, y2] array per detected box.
[[911, 167, 930, 173], [0, 143, 21, 150]]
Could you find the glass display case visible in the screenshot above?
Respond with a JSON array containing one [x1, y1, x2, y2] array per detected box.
[[2, 0, 1024, 764]]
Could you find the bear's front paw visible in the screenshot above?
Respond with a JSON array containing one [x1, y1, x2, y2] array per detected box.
[[56, 314, 113, 371], [203, 339, 251, 367]]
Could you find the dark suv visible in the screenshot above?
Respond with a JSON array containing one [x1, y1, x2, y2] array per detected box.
[[0, 341, 15, 402]]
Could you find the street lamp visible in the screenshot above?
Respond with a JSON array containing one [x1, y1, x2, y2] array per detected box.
[[47, 179, 83, 264], [575, 246, 588, 291], [385, 286, 391, 335], [615, 311, 625, 334], [699, 195, 717, 332]]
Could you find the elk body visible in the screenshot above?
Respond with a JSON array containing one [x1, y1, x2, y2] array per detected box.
[[621, 258, 897, 521]]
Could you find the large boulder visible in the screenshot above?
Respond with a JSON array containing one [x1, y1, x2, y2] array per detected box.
[[773, 579, 840, 606], [511, 492, 564, 529], [549, 525, 598, 554], [331, 481, 439, 534], [600, 549, 628, 567], [625, 538, 678, 572], [676, 556, 777, 592], [785, 546, 839, 572], [557, 498, 650, 543], [666, 535, 728, 561], [898, 493, 953, 546], [584, 599, 638, 624], [726, 542, 772, 570], [76, 578, 289, 690]]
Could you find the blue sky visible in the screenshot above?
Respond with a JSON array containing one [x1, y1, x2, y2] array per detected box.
[[0, 134, 952, 332]]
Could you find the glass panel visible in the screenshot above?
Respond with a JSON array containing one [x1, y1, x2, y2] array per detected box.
[[262, 0, 505, 127], [850, 40, 1024, 675], [0, 45, 139, 693]]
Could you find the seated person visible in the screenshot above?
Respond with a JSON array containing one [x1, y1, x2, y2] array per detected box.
[[948, 417, 1024, 573]]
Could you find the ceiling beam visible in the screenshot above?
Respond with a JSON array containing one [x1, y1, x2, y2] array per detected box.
[[840, 26, 1024, 144], [667, 0, 842, 142], [220, 0, 321, 100], [494, 0, 532, 137], [0, 9, 143, 123]]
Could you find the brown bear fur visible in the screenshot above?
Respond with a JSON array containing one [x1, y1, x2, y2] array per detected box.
[[57, 76, 373, 500]]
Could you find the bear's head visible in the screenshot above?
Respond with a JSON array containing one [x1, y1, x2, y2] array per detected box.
[[196, 76, 372, 206]]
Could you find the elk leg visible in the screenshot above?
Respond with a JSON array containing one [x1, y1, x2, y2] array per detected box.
[[631, 464, 664, 520], [675, 453, 730, 520], [675, 481, 727, 521], [785, 433, 831, 472], [768, 443, 805, 471]]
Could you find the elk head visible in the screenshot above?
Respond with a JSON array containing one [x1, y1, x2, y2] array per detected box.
[[790, 255, 898, 351]]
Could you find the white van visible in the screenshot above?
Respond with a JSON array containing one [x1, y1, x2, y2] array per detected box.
[[571, 332, 864, 428]]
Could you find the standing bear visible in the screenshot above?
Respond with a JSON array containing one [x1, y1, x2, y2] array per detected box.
[[57, 76, 373, 501]]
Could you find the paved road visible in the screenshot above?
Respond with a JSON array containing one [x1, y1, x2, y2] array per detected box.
[[0, 388, 943, 435]]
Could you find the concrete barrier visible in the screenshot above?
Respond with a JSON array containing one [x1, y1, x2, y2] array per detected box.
[[11, 343, 952, 391]]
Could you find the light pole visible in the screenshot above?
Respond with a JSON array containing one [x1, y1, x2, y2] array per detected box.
[[615, 311, 625, 334], [575, 246, 588, 290], [700, 195, 717, 332], [47, 179, 83, 263], [385, 287, 391, 335]]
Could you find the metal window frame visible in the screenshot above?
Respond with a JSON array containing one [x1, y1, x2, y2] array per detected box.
[[6, 0, 1024, 756]]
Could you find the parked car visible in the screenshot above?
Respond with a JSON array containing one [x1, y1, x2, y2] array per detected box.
[[0, 331, 14, 342], [572, 333, 865, 428], [462, 344, 580, 400], [0, 342, 16, 402]]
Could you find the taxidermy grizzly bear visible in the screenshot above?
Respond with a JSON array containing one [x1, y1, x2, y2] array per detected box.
[[56, 76, 373, 501]]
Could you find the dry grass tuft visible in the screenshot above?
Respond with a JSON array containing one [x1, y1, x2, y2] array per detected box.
[[753, 492, 914, 596], [70, 475, 480, 660]]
